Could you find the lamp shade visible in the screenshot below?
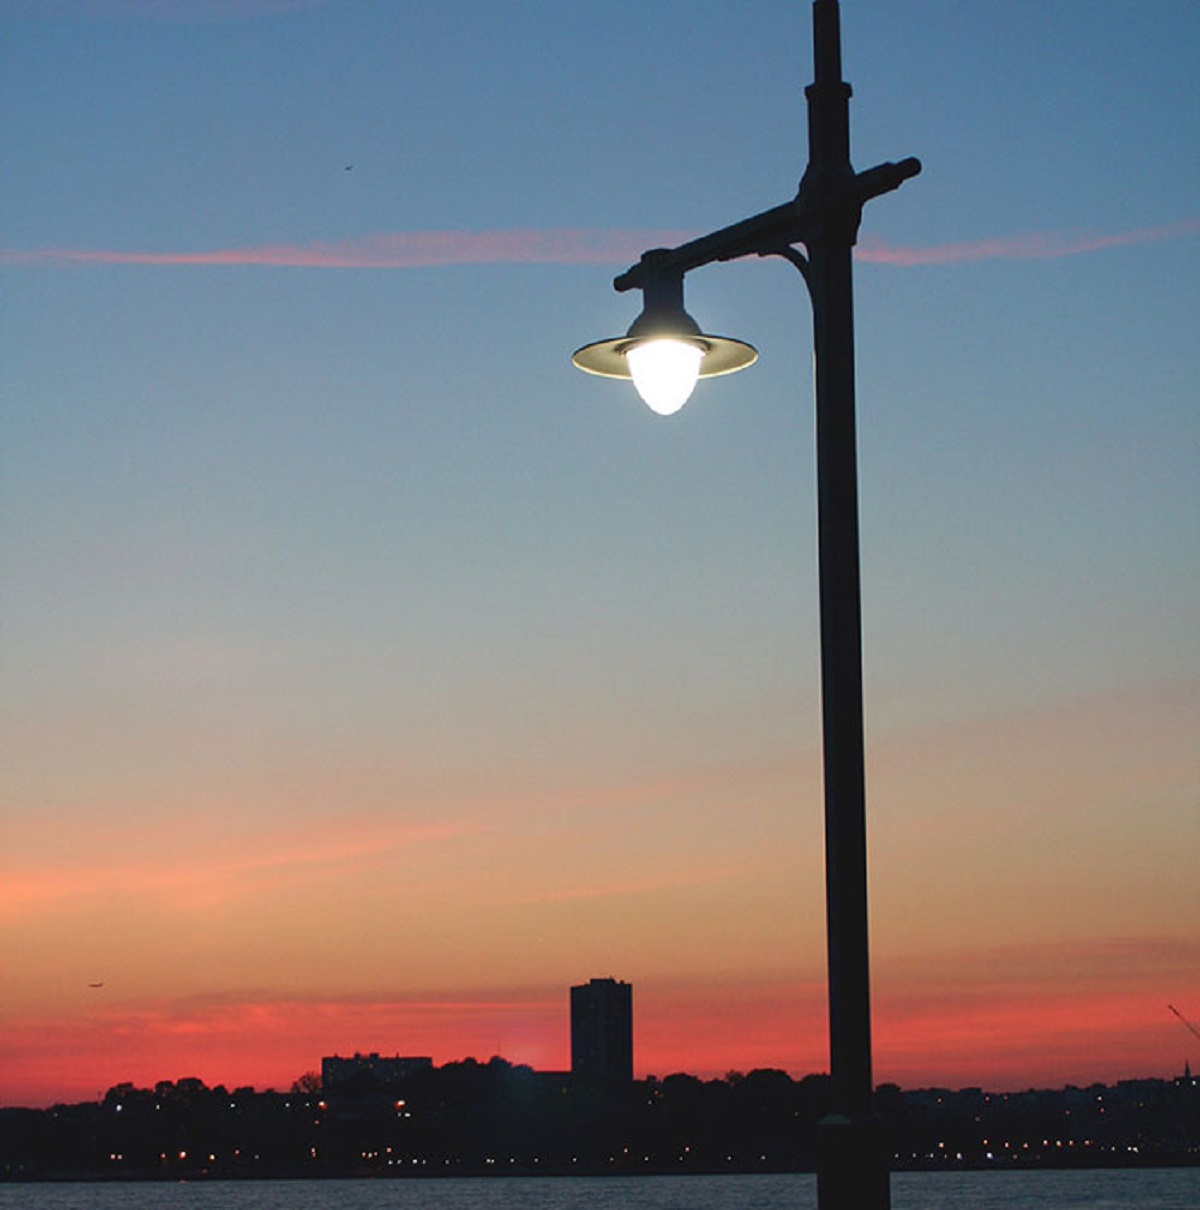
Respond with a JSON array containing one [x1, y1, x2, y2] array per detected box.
[[572, 256, 756, 412], [572, 322, 757, 412]]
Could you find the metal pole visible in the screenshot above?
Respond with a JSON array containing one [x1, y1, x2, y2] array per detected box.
[[604, 5, 918, 1204], [806, 3, 888, 1205]]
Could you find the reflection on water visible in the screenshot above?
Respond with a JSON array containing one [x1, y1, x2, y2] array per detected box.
[[1, 1169, 1199, 1210]]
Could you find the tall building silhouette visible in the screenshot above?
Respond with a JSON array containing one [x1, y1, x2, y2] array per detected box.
[[570, 977, 633, 1086]]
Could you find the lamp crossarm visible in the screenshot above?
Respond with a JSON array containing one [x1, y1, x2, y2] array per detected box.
[[612, 156, 920, 296]]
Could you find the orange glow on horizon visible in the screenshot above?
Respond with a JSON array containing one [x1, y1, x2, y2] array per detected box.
[[3, 956, 1194, 1109], [4, 684, 1195, 1109]]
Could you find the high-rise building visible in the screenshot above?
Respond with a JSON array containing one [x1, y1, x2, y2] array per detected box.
[[570, 977, 633, 1086]]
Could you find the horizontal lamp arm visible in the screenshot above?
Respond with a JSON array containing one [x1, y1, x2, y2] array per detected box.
[[613, 199, 801, 293], [848, 156, 922, 207], [613, 156, 920, 295]]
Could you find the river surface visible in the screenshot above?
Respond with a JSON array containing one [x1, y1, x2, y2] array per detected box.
[[1, 1169, 1198, 1209]]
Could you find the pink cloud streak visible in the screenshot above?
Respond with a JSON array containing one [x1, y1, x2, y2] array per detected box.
[[1, 229, 694, 269], [2, 219, 1195, 270], [856, 217, 1198, 266], [3, 1, 323, 19]]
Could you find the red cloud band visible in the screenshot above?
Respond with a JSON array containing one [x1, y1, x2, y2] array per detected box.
[[2, 219, 1195, 269], [0, 229, 693, 269], [856, 218, 1199, 266]]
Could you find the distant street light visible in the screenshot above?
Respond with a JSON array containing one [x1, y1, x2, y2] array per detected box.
[[572, 3, 919, 1207]]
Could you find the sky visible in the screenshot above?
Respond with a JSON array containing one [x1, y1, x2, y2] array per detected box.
[[1, 0, 1197, 1109]]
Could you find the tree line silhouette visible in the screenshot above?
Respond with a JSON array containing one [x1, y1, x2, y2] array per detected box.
[[2, 1059, 1196, 1180]]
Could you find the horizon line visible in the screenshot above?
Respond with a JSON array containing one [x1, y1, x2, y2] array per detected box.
[[5, 1060, 1191, 1112], [2, 218, 1196, 271]]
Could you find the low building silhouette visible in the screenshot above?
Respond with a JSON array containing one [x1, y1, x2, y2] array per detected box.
[[321, 1053, 432, 1091]]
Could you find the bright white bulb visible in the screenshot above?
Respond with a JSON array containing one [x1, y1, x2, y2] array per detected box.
[[625, 338, 703, 416]]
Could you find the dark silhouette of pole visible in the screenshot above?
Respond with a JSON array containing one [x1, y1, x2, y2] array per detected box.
[[605, 4, 918, 1206], [803, 3, 887, 1205]]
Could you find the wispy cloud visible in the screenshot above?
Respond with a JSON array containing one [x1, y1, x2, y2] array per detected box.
[[1, 229, 694, 269], [857, 218, 1199, 266], [0, 815, 487, 916], [2, 0, 323, 20], [5, 219, 1195, 271], [499, 862, 744, 907]]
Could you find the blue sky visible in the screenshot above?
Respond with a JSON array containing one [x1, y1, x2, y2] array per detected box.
[[2, 0, 1197, 1104]]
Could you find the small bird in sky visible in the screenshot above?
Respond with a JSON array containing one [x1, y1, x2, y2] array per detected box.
[[88, 982, 104, 989], [344, 165, 354, 172]]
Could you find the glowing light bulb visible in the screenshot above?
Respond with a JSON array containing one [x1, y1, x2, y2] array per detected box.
[[625, 338, 704, 415]]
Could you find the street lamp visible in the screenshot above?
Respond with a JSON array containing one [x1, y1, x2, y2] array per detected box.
[[572, 3, 919, 1208], [572, 250, 757, 414]]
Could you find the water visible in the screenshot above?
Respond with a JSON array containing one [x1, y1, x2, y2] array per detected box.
[[1, 1170, 1197, 1210]]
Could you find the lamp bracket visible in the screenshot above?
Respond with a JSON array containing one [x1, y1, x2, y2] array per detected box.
[[613, 156, 919, 299]]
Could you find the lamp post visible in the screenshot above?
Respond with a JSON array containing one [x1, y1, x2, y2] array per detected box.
[[573, 3, 918, 1207]]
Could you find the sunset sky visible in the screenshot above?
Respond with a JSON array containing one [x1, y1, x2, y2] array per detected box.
[[2, 0, 1197, 1108]]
